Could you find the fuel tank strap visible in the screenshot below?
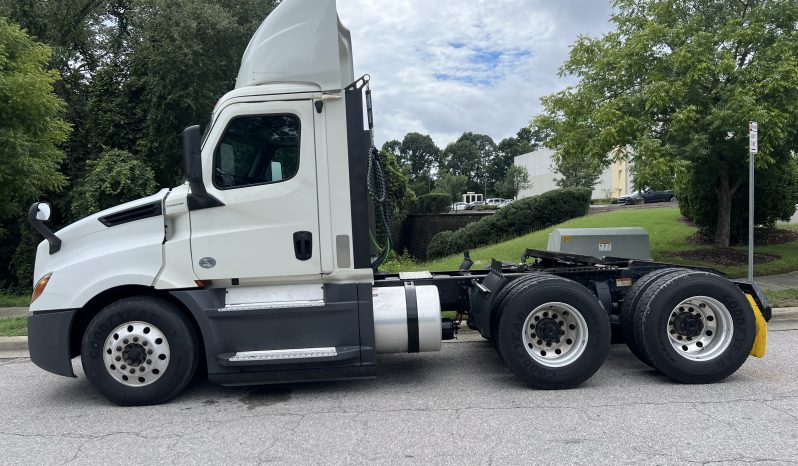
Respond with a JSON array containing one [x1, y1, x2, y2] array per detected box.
[[404, 281, 419, 353]]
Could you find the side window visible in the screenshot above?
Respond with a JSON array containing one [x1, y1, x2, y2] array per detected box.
[[214, 114, 301, 189]]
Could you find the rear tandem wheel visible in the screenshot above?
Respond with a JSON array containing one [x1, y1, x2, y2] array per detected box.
[[633, 271, 756, 384], [495, 274, 610, 390]]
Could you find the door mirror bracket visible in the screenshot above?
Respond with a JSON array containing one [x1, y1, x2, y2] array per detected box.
[[182, 125, 224, 210]]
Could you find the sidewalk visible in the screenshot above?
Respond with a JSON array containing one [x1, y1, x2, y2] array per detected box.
[[745, 272, 798, 291]]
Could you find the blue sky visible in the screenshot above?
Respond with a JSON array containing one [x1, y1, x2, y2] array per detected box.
[[337, 0, 614, 148]]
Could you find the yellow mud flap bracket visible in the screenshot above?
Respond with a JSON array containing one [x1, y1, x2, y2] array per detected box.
[[746, 293, 767, 358]]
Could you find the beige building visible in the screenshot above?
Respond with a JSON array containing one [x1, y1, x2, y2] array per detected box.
[[514, 149, 632, 200]]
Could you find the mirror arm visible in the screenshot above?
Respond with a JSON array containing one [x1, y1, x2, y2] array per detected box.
[[28, 203, 61, 254], [182, 126, 224, 211]]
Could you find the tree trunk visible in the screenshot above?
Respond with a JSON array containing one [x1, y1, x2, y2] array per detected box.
[[714, 163, 733, 248]]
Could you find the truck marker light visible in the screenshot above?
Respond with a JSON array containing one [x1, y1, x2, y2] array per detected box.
[[194, 280, 212, 288], [32, 273, 52, 303]]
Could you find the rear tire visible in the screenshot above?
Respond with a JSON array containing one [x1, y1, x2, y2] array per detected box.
[[81, 296, 199, 406], [635, 272, 755, 384], [620, 268, 688, 366], [496, 275, 610, 389], [488, 272, 548, 344]]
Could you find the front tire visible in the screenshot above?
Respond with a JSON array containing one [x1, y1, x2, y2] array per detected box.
[[81, 296, 199, 406], [496, 275, 610, 389]]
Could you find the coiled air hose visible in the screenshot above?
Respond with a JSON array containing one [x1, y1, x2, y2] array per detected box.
[[367, 146, 391, 269]]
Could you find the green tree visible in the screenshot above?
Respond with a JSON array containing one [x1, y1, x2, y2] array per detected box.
[[399, 132, 441, 175], [130, 0, 279, 185], [70, 149, 157, 219], [442, 132, 498, 194], [498, 165, 532, 199], [552, 150, 604, 190], [0, 18, 70, 220], [533, 0, 798, 247], [534, 89, 606, 190], [433, 174, 469, 204], [379, 149, 415, 226], [381, 139, 401, 158]]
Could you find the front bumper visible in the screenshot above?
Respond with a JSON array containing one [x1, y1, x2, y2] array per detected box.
[[28, 309, 78, 377]]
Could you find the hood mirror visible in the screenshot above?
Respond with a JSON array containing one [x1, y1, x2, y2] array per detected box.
[[28, 202, 61, 254], [36, 203, 52, 222]]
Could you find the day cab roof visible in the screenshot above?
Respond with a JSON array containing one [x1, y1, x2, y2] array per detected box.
[[235, 0, 354, 92], [213, 0, 354, 114]]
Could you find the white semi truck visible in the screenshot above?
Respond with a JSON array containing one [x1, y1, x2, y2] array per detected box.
[[27, 0, 769, 406]]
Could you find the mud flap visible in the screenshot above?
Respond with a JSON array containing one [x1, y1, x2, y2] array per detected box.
[[746, 294, 767, 358]]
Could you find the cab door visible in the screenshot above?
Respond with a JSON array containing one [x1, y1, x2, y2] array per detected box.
[[189, 100, 320, 281]]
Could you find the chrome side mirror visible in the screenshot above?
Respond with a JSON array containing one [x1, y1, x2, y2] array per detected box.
[[28, 202, 61, 254], [36, 203, 52, 222]]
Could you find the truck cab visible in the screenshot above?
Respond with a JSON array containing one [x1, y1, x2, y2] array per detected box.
[[27, 0, 442, 406]]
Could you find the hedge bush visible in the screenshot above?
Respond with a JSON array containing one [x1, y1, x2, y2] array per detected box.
[[426, 188, 591, 259], [426, 230, 456, 259], [411, 192, 452, 214]]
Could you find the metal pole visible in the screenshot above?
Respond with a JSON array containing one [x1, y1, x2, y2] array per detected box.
[[748, 143, 754, 283]]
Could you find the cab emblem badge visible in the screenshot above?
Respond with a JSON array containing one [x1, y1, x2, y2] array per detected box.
[[199, 257, 217, 269]]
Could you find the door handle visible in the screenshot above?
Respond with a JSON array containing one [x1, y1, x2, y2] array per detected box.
[[293, 231, 313, 261]]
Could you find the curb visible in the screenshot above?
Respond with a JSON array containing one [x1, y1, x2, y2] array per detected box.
[[2, 308, 798, 355], [0, 336, 29, 352]]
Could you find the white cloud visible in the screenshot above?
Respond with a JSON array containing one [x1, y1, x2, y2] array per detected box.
[[336, 0, 614, 148]]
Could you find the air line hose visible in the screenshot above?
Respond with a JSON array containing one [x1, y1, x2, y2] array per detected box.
[[367, 146, 391, 269]]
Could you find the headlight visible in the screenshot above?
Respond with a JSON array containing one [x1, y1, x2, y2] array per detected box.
[[32, 272, 52, 303]]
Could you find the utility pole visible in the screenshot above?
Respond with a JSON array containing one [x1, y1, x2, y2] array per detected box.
[[748, 121, 758, 283]]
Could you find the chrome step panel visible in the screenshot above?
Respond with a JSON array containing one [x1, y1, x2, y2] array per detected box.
[[219, 299, 324, 312], [232, 347, 337, 361], [222, 284, 325, 311], [216, 346, 363, 367]]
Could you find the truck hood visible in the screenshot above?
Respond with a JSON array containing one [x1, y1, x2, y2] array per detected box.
[[50, 189, 169, 247], [31, 189, 170, 311]]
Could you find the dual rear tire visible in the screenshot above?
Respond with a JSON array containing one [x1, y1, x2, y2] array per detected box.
[[620, 271, 756, 383]]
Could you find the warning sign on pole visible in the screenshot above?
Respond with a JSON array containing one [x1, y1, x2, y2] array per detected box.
[[749, 121, 758, 154]]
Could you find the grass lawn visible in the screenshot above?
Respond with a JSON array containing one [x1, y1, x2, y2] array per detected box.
[[763, 289, 798, 308], [0, 317, 27, 337], [409, 207, 798, 279], [0, 294, 29, 307]]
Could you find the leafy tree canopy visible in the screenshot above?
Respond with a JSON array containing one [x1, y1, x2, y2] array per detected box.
[[398, 132, 441, 177], [70, 149, 157, 220], [0, 18, 70, 220], [442, 132, 498, 194], [533, 0, 798, 246], [498, 165, 532, 199], [433, 173, 469, 204]]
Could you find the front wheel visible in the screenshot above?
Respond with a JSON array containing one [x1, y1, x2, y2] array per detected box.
[[496, 275, 610, 389], [81, 296, 199, 406]]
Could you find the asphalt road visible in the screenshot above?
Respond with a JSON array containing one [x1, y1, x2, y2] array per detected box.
[[2, 325, 798, 465]]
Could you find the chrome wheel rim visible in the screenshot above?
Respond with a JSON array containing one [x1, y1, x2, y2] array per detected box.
[[667, 296, 733, 361], [522, 302, 589, 368], [102, 321, 170, 387]]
